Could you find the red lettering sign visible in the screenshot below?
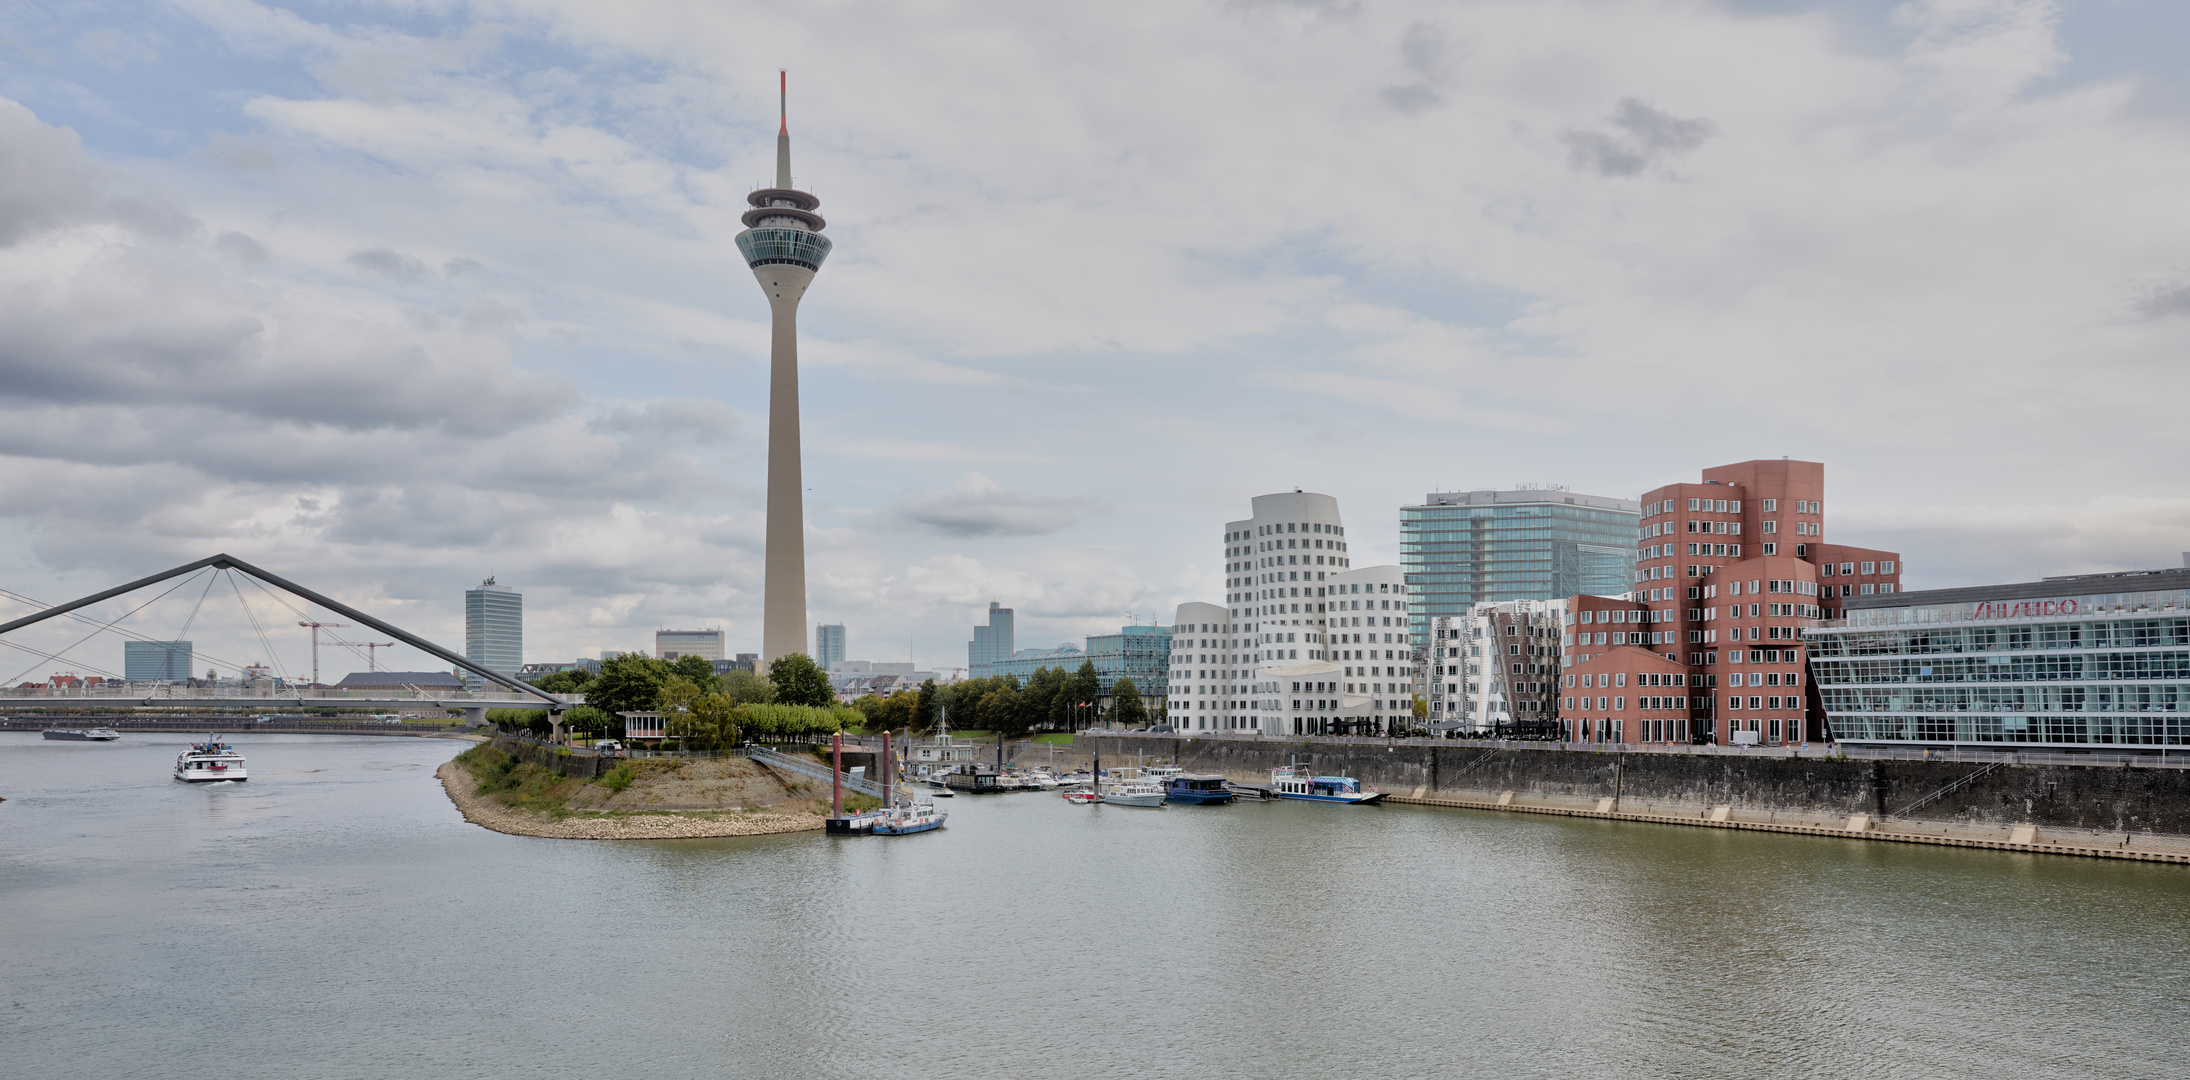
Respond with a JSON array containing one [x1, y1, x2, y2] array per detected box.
[[1969, 599, 2078, 620]]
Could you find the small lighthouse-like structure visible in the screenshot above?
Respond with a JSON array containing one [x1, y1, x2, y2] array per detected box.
[[735, 72, 832, 666]]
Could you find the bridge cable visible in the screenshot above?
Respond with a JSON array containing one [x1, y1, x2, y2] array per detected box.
[[0, 582, 266, 681], [225, 569, 290, 680], [237, 572, 383, 671], [173, 569, 220, 642], [1, 569, 210, 687]]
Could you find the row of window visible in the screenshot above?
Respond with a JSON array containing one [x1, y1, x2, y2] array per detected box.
[[1808, 618, 2190, 656], [1251, 522, 1345, 539], [1812, 653, 2190, 683]]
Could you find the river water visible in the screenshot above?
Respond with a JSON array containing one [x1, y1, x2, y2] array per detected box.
[[2, 732, 2186, 1080]]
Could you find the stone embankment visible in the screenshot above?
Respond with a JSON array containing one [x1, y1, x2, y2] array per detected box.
[[1078, 732, 2190, 864], [436, 760, 823, 840]]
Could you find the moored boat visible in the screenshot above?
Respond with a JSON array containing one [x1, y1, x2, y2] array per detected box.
[[1062, 790, 1100, 805], [174, 738, 248, 782], [43, 727, 121, 741], [1268, 765, 1382, 804], [872, 801, 946, 835], [1099, 779, 1166, 808], [1164, 774, 1236, 805]]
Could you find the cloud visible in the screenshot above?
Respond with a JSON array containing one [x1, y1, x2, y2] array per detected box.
[[345, 246, 428, 281], [1381, 21, 1452, 114], [2134, 279, 2190, 320], [894, 473, 1082, 536], [0, 98, 102, 244], [1560, 97, 1718, 177], [196, 132, 278, 172]]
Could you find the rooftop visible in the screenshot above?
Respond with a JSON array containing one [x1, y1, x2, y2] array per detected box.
[[1843, 567, 2190, 610]]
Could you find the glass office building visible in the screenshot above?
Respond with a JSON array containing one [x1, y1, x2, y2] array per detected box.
[[1401, 489, 1639, 646], [464, 578, 523, 686], [124, 640, 193, 682], [968, 602, 1014, 678], [815, 624, 846, 669], [1808, 567, 2190, 749]]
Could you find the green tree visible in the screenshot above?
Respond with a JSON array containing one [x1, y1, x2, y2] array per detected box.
[[1110, 678, 1147, 727], [670, 692, 741, 750], [769, 653, 835, 707], [1023, 666, 1065, 731], [1059, 661, 1103, 728], [668, 654, 717, 687], [718, 667, 775, 704], [528, 667, 593, 694], [978, 685, 1023, 735], [588, 652, 670, 717], [913, 679, 939, 732]]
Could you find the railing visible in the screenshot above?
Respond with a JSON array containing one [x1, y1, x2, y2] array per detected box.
[[747, 746, 886, 798]]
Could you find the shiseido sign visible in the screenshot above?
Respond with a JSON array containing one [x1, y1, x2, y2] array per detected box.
[[1967, 599, 2078, 620]]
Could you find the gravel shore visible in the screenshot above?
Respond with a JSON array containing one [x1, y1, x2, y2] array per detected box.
[[436, 760, 825, 840]]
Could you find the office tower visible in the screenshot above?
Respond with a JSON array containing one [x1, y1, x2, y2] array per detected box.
[[968, 602, 1013, 678], [465, 577, 523, 683], [655, 629, 725, 661], [814, 623, 846, 669], [1558, 459, 1904, 748], [123, 640, 193, 682], [736, 72, 833, 665], [1400, 488, 1640, 647]]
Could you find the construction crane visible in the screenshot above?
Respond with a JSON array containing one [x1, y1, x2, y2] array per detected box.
[[298, 621, 350, 688], [355, 640, 396, 671]]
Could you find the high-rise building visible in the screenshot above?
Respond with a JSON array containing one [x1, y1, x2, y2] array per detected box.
[[1166, 491, 1420, 737], [1557, 459, 1903, 748], [815, 623, 846, 669], [123, 640, 193, 682], [968, 602, 1014, 678], [737, 72, 833, 666], [655, 629, 725, 661], [465, 577, 522, 684], [1401, 488, 1639, 647]]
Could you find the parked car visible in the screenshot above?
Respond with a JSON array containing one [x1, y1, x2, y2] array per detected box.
[[1147, 725, 1175, 733], [593, 740, 623, 753]]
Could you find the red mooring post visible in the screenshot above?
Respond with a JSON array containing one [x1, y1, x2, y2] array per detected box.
[[831, 732, 843, 818]]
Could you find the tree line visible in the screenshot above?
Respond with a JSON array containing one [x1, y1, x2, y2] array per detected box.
[[848, 660, 1146, 737], [492, 651, 850, 748]]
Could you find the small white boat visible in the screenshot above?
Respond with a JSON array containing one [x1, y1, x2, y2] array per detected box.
[[175, 738, 248, 782], [43, 727, 120, 741], [872, 801, 946, 835]]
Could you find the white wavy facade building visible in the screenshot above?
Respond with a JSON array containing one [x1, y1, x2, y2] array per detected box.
[[1169, 491, 1421, 736]]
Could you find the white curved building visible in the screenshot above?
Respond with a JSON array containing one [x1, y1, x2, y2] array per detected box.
[[1164, 491, 1419, 736]]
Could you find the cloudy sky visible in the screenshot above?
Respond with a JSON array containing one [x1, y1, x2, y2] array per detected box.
[[3, 0, 2188, 682]]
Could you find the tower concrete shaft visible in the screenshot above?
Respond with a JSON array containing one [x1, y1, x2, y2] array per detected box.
[[735, 72, 833, 666]]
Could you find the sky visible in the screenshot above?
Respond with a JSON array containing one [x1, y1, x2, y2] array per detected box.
[[2, 0, 2189, 683]]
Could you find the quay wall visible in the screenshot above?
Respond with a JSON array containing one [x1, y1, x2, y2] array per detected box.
[[1073, 734, 2190, 837]]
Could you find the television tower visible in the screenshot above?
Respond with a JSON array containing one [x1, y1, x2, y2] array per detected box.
[[736, 72, 833, 665]]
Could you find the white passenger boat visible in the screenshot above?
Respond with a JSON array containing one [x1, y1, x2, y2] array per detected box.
[[175, 738, 248, 782], [43, 727, 121, 741]]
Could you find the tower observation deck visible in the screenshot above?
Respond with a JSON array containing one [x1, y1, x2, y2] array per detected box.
[[737, 72, 832, 666]]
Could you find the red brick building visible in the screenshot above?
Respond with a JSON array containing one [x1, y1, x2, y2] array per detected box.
[[1558, 460, 1903, 747]]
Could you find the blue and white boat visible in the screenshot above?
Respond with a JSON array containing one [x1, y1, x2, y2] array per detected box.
[[1164, 774, 1235, 805], [872, 801, 946, 835], [1268, 765, 1383, 805]]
